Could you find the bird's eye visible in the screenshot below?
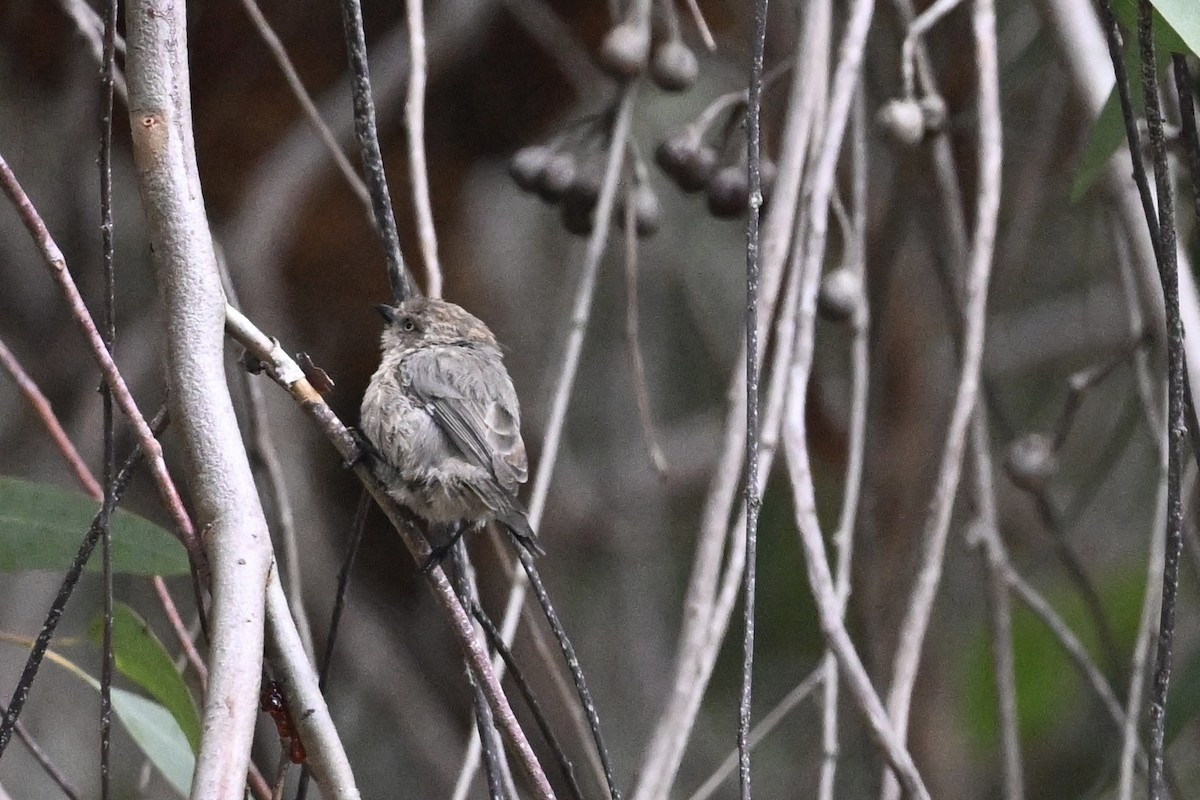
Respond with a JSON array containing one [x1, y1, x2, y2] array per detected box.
[[401, 317, 416, 332]]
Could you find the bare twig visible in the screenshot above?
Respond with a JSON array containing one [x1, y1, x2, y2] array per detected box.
[[622, 192, 668, 474], [405, 0, 443, 297], [0, 701, 81, 800], [680, 0, 716, 51], [338, 0, 413, 301], [687, 669, 824, 800], [237, 0, 373, 219], [1143, 24, 1185, 799], [633, 6, 828, 792], [882, 2, 1001, 795], [0, 336, 101, 497], [737, 2, 769, 792], [1118, 449, 1169, 800]]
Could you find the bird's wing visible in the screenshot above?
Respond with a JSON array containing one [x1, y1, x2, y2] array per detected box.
[[402, 344, 528, 492]]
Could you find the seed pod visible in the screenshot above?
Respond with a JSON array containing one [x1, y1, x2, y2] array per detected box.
[[509, 146, 552, 193], [1004, 433, 1058, 493], [818, 267, 862, 323], [876, 98, 925, 146], [600, 21, 650, 79], [535, 152, 577, 202], [616, 184, 662, 237], [650, 40, 699, 92], [706, 165, 749, 218]]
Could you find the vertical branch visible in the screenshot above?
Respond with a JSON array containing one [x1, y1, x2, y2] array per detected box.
[[98, 0, 119, 796], [738, 1, 769, 797], [338, 0, 413, 301], [404, 0, 443, 297], [882, 1, 1001, 794], [124, 2, 277, 797], [1142, 14, 1184, 795]]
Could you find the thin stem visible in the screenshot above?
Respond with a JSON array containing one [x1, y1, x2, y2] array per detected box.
[[739, 1, 768, 795], [337, 0, 413, 301], [238, 0, 373, 219], [98, 1, 118, 794], [0, 701, 81, 800], [883, 0, 1001, 789], [517, 547, 620, 800], [404, 0, 443, 297], [622, 189, 668, 474], [1143, 21, 1185, 794]]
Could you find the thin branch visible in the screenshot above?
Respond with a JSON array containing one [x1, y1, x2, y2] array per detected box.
[[1119, 448, 1168, 800], [337, 0, 413, 301], [883, 1, 1001, 792], [404, 0, 443, 297], [499, 0, 607, 91], [0, 701, 81, 800], [738, 0, 769, 792], [0, 336, 101, 497], [1144, 26, 1185, 798], [453, 87, 638, 800], [622, 192, 668, 474], [516, 548, 620, 800], [632, 5, 827, 791], [237, 0, 373, 219], [98, 0, 118, 783]]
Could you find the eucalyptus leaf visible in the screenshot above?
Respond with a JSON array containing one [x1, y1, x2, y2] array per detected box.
[[0, 477, 188, 575], [88, 603, 201, 751]]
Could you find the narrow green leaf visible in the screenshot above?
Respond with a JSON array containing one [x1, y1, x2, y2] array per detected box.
[[107, 686, 195, 797], [88, 603, 201, 751], [0, 636, 193, 798], [0, 477, 188, 575]]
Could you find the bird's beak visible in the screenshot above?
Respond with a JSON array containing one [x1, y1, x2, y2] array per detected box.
[[375, 303, 398, 323]]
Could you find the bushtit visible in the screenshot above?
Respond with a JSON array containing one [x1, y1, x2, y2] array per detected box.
[[360, 297, 542, 565]]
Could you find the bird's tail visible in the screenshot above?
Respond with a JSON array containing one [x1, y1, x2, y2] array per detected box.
[[500, 508, 545, 557]]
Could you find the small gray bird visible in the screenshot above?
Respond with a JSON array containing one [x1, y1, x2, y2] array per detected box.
[[360, 297, 542, 566]]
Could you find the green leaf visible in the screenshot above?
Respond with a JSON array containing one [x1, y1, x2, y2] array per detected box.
[[1147, 0, 1200, 57], [106, 686, 195, 797], [0, 477, 189, 575], [88, 603, 201, 752], [0, 636, 194, 798]]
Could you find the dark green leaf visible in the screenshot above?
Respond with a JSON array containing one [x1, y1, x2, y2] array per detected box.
[[88, 603, 201, 751], [1071, 86, 1130, 201], [0, 477, 188, 575]]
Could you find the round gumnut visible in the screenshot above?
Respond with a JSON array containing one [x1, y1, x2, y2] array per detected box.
[[535, 152, 577, 202], [600, 21, 650, 79], [616, 184, 662, 237], [650, 40, 699, 92], [509, 146, 552, 193], [678, 145, 717, 193], [560, 185, 598, 236], [706, 165, 749, 218], [817, 268, 862, 323], [876, 98, 925, 146], [1004, 433, 1058, 493]]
